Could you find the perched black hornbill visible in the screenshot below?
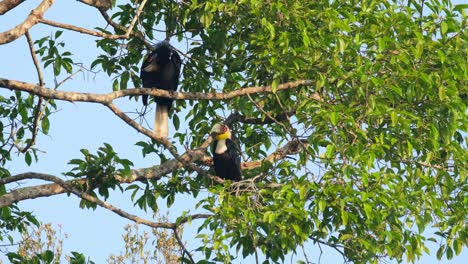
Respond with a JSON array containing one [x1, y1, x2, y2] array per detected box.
[[140, 41, 181, 138], [210, 123, 242, 181]]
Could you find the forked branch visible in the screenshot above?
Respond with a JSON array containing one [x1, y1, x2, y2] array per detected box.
[[0, 0, 55, 44]]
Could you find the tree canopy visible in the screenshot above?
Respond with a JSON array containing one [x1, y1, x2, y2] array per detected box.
[[0, 0, 467, 263]]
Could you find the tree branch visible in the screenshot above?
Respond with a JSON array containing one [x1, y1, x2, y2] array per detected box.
[[0, 0, 24, 15], [98, 7, 153, 50], [124, 0, 147, 38], [39, 18, 127, 39], [39, 0, 147, 41], [0, 138, 307, 207], [0, 0, 55, 45], [173, 227, 194, 263], [0, 172, 210, 230], [224, 110, 297, 125], [16, 31, 45, 153], [78, 0, 111, 10], [106, 103, 207, 176], [0, 78, 316, 103]]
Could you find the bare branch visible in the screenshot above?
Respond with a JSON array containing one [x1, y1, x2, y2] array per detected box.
[[0, 0, 55, 45], [0, 138, 307, 207], [173, 228, 194, 263], [16, 31, 45, 153], [0, 78, 317, 103], [125, 0, 147, 38], [25, 32, 44, 86], [0, 0, 24, 15], [106, 103, 207, 176], [40, 0, 147, 41], [98, 7, 153, 50], [39, 18, 127, 40], [0, 172, 210, 230], [78, 0, 111, 10]]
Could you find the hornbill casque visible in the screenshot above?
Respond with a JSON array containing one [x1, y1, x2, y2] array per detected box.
[[210, 123, 242, 181], [140, 41, 181, 138]]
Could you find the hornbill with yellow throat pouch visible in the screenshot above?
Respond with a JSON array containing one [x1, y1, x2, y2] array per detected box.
[[210, 123, 242, 181], [140, 41, 181, 138]]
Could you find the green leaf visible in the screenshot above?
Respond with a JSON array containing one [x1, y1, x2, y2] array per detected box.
[[330, 112, 339, 126], [173, 114, 180, 130], [446, 246, 453, 260], [112, 79, 119, 91], [454, 4, 468, 12], [341, 208, 348, 225], [272, 79, 279, 93], [55, 31, 63, 39], [25, 152, 32, 166], [441, 21, 448, 35], [436, 245, 445, 260], [42, 116, 50, 135]]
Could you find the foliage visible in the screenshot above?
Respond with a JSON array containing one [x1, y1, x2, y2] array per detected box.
[[1, 0, 467, 263], [108, 213, 183, 264], [64, 143, 134, 208]]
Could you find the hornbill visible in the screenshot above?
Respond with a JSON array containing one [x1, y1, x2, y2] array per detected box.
[[210, 123, 242, 181], [140, 41, 181, 138]]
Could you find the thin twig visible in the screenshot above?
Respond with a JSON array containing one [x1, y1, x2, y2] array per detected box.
[[125, 0, 147, 38], [98, 7, 153, 50], [173, 227, 194, 263], [25, 32, 44, 86], [17, 31, 45, 153]]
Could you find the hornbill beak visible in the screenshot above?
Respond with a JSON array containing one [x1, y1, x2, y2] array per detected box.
[[211, 131, 220, 138], [142, 53, 159, 72]]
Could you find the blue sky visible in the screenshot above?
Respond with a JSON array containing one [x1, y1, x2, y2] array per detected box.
[[1, 0, 467, 263]]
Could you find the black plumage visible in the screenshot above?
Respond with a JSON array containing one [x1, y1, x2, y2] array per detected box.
[[210, 124, 242, 181], [140, 41, 181, 137]]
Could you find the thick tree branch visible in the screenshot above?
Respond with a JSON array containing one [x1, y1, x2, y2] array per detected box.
[[0, 0, 55, 45], [0, 78, 316, 103], [0, 0, 24, 15], [0, 138, 307, 207], [0, 172, 210, 230], [39, 0, 147, 40]]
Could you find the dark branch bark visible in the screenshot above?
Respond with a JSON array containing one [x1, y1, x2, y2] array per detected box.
[[0, 0, 55, 44], [78, 0, 111, 10], [0, 0, 24, 15]]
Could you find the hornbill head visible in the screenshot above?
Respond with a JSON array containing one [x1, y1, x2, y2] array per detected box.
[[141, 41, 176, 73], [210, 123, 231, 140]]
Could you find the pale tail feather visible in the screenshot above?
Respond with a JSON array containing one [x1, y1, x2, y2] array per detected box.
[[154, 104, 169, 138]]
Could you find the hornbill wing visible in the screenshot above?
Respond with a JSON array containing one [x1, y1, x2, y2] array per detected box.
[[140, 52, 156, 106], [170, 50, 182, 90], [226, 139, 242, 181]]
